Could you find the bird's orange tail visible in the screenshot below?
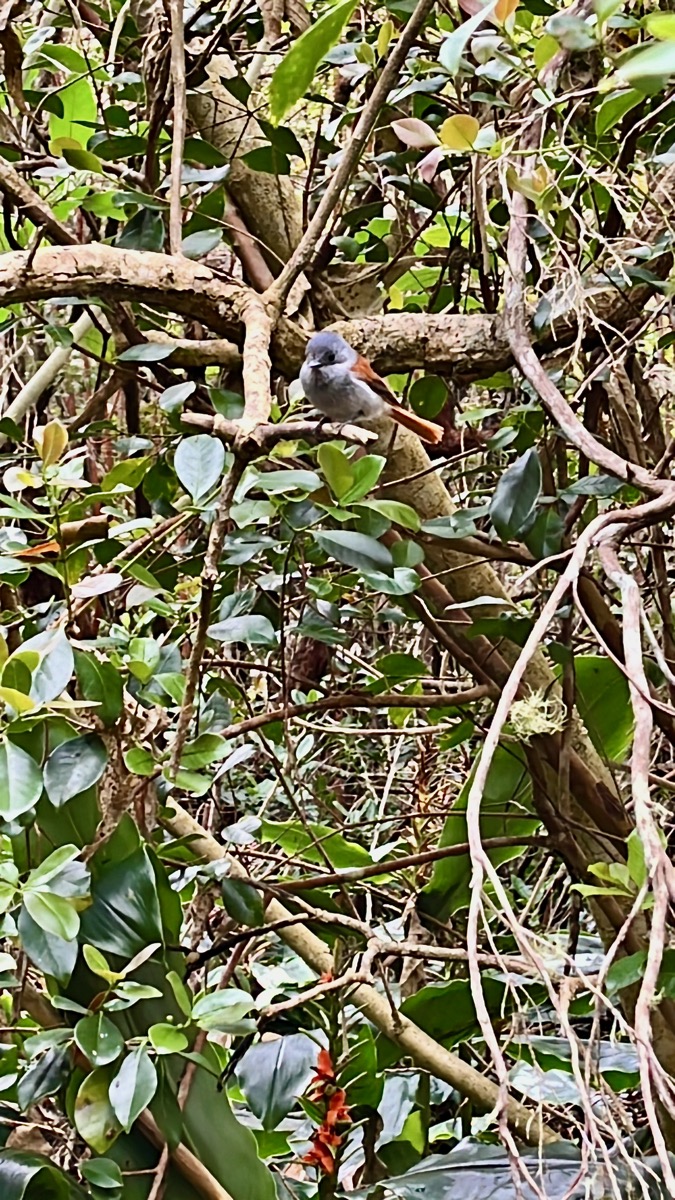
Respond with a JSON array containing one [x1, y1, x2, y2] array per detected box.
[[390, 406, 444, 445]]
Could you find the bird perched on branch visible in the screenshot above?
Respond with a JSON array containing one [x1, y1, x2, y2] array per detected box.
[[300, 331, 444, 445]]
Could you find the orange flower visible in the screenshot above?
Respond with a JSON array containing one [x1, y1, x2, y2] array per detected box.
[[303, 1049, 352, 1177], [304, 1130, 341, 1175]]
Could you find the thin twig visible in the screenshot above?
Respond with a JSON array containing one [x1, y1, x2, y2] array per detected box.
[[169, 0, 187, 256]]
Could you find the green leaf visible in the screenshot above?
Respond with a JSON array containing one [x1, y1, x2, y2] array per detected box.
[[75, 1067, 122, 1153], [17, 906, 77, 985], [115, 209, 165, 251], [572, 655, 633, 762], [26, 844, 81, 888], [359, 566, 420, 594], [123, 747, 156, 776], [81, 1158, 123, 1189], [44, 735, 107, 806], [340, 455, 386, 504], [179, 734, 228, 770], [420, 744, 538, 919], [127, 637, 161, 684], [357, 500, 421, 531], [79, 847, 165, 957], [167, 971, 193, 1018], [18, 1047, 70, 1109], [490, 448, 542, 541], [0, 739, 43, 819], [221, 877, 265, 926], [236, 1034, 316, 1130], [192, 988, 255, 1032], [23, 628, 74, 705], [160, 381, 196, 413], [74, 653, 123, 727], [22, 892, 79, 942], [0, 1151, 87, 1197], [49, 77, 96, 147], [317, 444, 354, 500], [253, 469, 321, 494], [83, 944, 120, 983], [262, 820, 372, 868], [439, 0, 497, 74], [148, 1023, 189, 1054], [314, 529, 392, 571], [242, 145, 291, 174], [269, 0, 359, 123], [174, 435, 226, 502], [109, 1047, 158, 1132], [102, 457, 150, 492], [595, 88, 642, 137], [207, 614, 276, 646], [644, 12, 675, 39], [616, 39, 675, 89], [181, 229, 223, 258], [409, 375, 447, 420], [75, 1014, 125, 1068]]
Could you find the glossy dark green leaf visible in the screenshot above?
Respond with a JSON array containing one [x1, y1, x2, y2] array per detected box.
[[115, 210, 164, 251], [419, 744, 538, 919], [221, 877, 265, 926], [75, 1014, 124, 1068], [314, 530, 392, 571], [79, 848, 164, 956], [489, 449, 542, 541], [18, 1048, 70, 1109], [236, 1034, 316, 1130], [44, 735, 107, 806], [409, 375, 448, 419], [0, 1152, 87, 1198], [17, 906, 77, 984], [74, 652, 123, 727], [80, 1159, 123, 1189], [109, 1048, 157, 1132], [573, 655, 633, 762]]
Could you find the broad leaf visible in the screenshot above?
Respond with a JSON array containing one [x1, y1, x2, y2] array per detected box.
[[236, 1034, 317, 1130], [44, 735, 107, 806], [490, 448, 542, 541], [174, 435, 226, 503], [109, 1048, 158, 1132], [269, 0, 359, 123], [0, 739, 43, 819]]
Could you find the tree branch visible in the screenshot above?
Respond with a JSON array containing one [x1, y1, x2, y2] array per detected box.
[[162, 799, 559, 1146]]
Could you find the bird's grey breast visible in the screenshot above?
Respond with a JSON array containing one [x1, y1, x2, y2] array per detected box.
[[300, 362, 383, 421]]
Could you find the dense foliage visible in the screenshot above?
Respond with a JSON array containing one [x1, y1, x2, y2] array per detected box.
[[0, 0, 674, 1197]]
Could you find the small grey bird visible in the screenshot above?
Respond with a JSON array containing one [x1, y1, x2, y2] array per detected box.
[[299, 331, 443, 444]]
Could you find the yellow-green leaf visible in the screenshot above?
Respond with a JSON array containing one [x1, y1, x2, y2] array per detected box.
[[0, 686, 35, 714], [439, 115, 480, 151], [377, 19, 394, 57], [35, 420, 69, 467]]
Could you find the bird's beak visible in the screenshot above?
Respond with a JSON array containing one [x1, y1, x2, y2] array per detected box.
[[306, 359, 322, 369]]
